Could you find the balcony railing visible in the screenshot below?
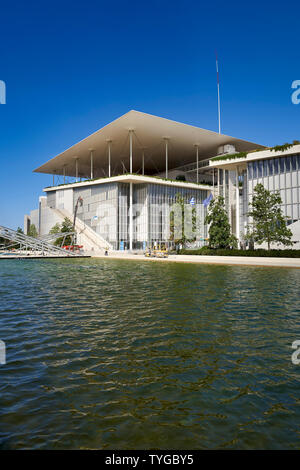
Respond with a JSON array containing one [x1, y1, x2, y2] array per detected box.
[[174, 159, 212, 173]]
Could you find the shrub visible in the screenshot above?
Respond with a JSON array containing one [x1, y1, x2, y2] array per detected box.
[[178, 247, 300, 258]]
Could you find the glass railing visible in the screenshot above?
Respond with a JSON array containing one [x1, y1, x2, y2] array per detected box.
[[173, 159, 211, 173]]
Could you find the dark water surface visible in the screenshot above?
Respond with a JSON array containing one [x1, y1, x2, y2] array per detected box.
[[0, 258, 300, 449]]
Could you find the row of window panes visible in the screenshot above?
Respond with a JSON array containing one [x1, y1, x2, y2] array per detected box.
[[248, 155, 300, 179]]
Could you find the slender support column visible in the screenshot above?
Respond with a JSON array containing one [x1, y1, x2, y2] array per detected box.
[[129, 130, 133, 174], [75, 158, 79, 182], [164, 138, 169, 179], [228, 170, 232, 226], [106, 140, 112, 177], [142, 151, 145, 175], [194, 144, 199, 184], [129, 182, 133, 250], [218, 169, 220, 196], [53, 173, 55, 186], [212, 169, 215, 195], [63, 166, 66, 185], [90, 150, 94, 179], [236, 167, 240, 244]]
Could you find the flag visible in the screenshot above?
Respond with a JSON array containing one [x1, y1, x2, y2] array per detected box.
[[203, 193, 213, 207]]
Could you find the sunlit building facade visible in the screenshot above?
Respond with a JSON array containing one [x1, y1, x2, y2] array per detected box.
[[26, 110, 300, 251], [208, 145, 300, 249]]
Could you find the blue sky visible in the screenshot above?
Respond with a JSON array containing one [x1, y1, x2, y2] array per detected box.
[[0, 0, 299, 228]]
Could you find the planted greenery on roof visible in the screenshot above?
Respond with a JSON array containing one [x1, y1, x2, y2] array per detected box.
[[45, 173, 212, 189], [211, 140, 300, 162], [270, 140, 300, 152], [211, 151, 248, 162]]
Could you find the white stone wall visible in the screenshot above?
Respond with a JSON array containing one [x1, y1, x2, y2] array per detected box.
[[39, 206, 62, 236]]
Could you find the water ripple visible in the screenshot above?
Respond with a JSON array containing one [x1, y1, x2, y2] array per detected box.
[[0, 258, 300, 449]]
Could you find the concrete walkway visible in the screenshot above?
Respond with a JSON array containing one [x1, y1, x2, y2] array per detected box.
[[91, 252, 300, 268]]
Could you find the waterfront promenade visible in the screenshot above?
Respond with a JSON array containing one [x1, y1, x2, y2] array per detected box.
[[92, 252, 300, 268]]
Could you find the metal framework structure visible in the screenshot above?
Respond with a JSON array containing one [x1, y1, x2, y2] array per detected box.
[[0, 225, 80, 257], [38, 232, 76, 245]]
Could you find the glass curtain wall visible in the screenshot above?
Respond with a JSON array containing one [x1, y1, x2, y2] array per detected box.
[[73, 182, 209, 250], [248, 154, 300, 224], [147, 183, 208, 249]]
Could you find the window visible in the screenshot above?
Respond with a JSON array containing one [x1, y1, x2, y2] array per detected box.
[[248, 162, 253, 179], [253, 161, 257, 178], [286, 156, 291, 172], [274, 158, 279, 175], [219, 170, 223, 185], [258, 161, 263, 178], [280, 158, 285, 174], [263, 160, 268, 177], [292, 155, 297, 171], [268, 159, 273, 176]]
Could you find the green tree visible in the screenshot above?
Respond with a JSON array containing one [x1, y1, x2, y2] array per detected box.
[[49, 217, 74, 246], [247, 183, 293, 250], [28, 224, 38, 238], [169, 193, 196, 250], [13, 227, 24, 249], [49, 223, 61, 235], [0, 236, 9, 247], [205, 196, 237, 249]]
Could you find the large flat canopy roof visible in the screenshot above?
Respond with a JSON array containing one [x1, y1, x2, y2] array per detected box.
[[34, 110, 264, 178]]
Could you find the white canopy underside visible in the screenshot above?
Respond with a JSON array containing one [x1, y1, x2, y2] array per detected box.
[[34, 110, 264, 178]]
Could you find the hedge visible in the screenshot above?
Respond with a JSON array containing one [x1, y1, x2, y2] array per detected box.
[[178, 247, 300, 258]]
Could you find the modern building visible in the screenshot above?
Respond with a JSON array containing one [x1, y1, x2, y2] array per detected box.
[[207, 144, 300, 248], [25, 110, 300, 250]]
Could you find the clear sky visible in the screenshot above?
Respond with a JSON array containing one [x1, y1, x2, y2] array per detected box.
[[0, 0, 299, 228]]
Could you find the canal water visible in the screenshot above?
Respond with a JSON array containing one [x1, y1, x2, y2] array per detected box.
[[0, 258, 299, 449]]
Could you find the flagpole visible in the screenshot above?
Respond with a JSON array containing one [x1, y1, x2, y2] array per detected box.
[[215, 51, 221, 134]]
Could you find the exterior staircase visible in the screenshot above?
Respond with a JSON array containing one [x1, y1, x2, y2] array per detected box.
[[51, 208, 113, 252]]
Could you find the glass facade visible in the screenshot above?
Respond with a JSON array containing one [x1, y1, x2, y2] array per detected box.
[[69, 181, 209, 250], [248, 154, 300, 223], [147, 184, 208, 249], [217, 169, 237, 233]]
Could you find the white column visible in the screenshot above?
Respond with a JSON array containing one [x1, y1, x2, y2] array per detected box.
[[236, 167, 240, 244], [90, 150, 94, 179], [212, 169, 214, 195], [142, 151, 145, 175], [164, 138, 169, 178], [228, 170, 232, 227], [195, 145, 199, 183], [107, 140, 112, 177], [75, 158, 79, 182], [129, 130, 133, 174], [129, 182, 133, 250]]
